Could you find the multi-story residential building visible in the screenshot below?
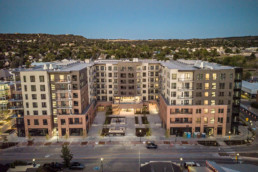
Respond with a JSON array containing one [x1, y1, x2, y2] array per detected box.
[[17, 58, 242, 138]]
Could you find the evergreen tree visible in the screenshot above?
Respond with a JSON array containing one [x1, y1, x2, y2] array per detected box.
[[60, 145, 73, 167]]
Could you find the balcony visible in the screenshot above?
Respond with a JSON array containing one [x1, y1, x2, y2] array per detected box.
[[177, 95, 193, 99], [178, 78, 193, 82], [57, 106, 73, 109], [55, 79, 71, 83], [8, 106, 24, 110], [177, 87, 193, 91], [170, 121, 192, 124], [8, 98, 23, 102]]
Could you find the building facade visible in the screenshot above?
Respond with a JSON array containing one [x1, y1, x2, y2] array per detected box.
[[17, 58, 242, 137]]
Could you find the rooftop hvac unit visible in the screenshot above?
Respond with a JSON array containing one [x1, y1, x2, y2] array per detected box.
[[43, 64, 48, 70]]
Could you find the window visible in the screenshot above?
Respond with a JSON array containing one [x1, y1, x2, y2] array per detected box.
[[212, 73, 217, 80], [73, 93, 78, 98], [51, 74, 55, 81], [39, 76, 44, 82], [27, 111, 30, 115], [204, 109, 208, 114], [42, 102, 47, 108], [218, 117, 223, 123], [42, 110, 47, 115], [41, 94, 46, 99], [205, 73, 210, 80], [211, 92, 215, 97], [52, 101, 56, 107], [33, 111, 38, 115], [171, 92, 176, 97], [196, 83, 202, 89], [74, 101, 78, 106], [52, 93, 56, 99], [26, 103, 29, 108], [31, 85, 36, 91], [211, 109, 215, 113], [196, 92, 202, 97], [219, 92, 224, 97], [196, 109, 201, 113], [51, 84, 55, 90], [24, 85, 27, 91], [40, 85, 45, 91], [34, 119, 39, 125], [59, 75, 65, 82], [33, 102, 38, 108], [32, 94, 37, 100], [205, 83, 209, 89], [61, 119, 66, 125], [204, 92, 209, 97], [171, 83, 176, 89], [229, 83, 232, 89], [72, 75, 77, 81], [196, 118, 201, 123], [204, 117, 208, 124], [219, 83, 225, 89], [210, 117, 215, 124], [30, 76, 35, 82], [220, 73, 226, 80], [43, 119, 48, 125], [212, 83, 216, 89], [172, 74, 177, 80], [218, 109, 224, 113], [211, 100, 215, 105], [197, 74, 203, 80], [27, 119, 30, 125], [23, 76, 26, 82], [204, 100, 208, 105]]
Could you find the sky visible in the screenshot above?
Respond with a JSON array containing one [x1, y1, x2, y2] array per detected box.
[[0, 0, 257, 39]]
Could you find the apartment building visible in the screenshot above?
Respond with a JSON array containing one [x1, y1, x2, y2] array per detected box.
[[0, 70, 24, 136], [19, 61, 96, 137], [159, 60, 242, 136], [17, 58, 241, 138]]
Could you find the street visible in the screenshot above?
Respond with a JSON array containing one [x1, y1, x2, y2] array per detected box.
[[1, 142, 258, 172]]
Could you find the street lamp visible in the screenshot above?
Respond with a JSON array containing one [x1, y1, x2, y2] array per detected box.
[[180, 157, 183, 168], [32, 158, 36, 167], [56, 130, 59, 143], [139, 129, 142, 142], [236, 153, 239, 164], [100, 158, 104, 172]]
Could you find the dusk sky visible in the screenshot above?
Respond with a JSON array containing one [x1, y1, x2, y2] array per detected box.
[[0, 0, 257, 39]]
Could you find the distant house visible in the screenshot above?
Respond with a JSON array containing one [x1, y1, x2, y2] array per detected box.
[[0, 69, 12, 81]]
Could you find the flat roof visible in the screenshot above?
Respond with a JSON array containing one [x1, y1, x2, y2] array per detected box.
[[242, 81, 258, 94]]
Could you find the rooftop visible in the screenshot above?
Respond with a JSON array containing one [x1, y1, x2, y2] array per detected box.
[[242, 81, 258, 94]]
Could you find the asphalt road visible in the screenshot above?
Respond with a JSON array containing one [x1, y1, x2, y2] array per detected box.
[[1, 143, 258, 172]]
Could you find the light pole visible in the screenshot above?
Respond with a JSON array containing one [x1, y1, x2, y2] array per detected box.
[[139, 129, 142, 142], [101, 158, 104, 172], [236, 153, 239, 164], [56, 130, 59, 143], [228, 131, 231, 145], [180, 157, 183, 169], [32, 158, 36, 167]]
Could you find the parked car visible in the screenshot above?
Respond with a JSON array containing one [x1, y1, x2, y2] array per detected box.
[[69, 162, 85, 170], [184, 162, 200, 168], [146, 142, 158, 149], [43, 162, 64, 171]]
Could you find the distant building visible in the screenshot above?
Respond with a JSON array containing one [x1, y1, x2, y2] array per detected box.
[[241, 81, 258, 99], [141, 161, 181, 172]]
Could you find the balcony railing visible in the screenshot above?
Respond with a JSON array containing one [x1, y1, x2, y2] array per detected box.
[[8, 106, 24, 110], [55, 79, 71, 83], [177, 95, 193, 99], [178, 78, 193, 82], [177, 87, 193, 91]]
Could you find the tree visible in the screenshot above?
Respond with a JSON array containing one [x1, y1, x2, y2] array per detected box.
[[243, 71, 252, 80], [61, 145, 73, 167]]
